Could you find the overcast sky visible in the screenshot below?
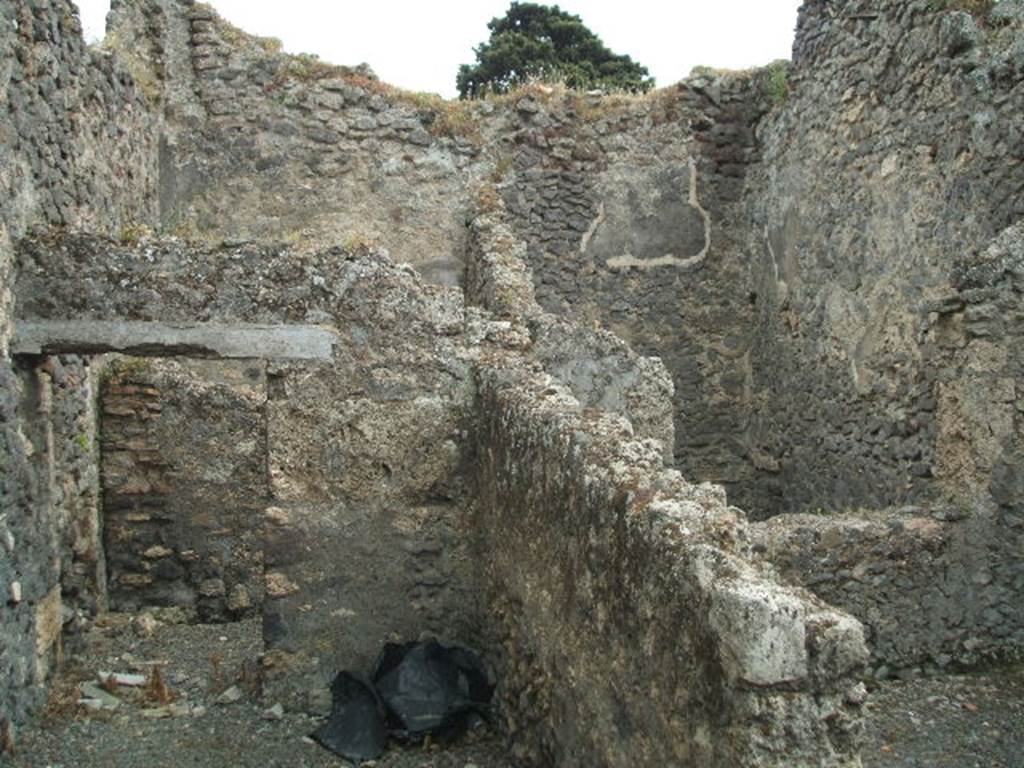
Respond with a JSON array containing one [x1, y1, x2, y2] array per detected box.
[[73, 1, 802, 97]]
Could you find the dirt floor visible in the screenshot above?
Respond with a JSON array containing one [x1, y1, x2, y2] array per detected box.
[[861, 666, 1024, 768], [2, 614, 511, 768], [2, 614, 1022, 767]]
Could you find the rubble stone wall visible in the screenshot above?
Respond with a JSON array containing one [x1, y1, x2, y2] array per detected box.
[[753, 221, 1024, 674], [13, 233, 489, 713], [1, 0, 159, 727], [754, 501, 1024, 677], [474, 360, 868, 767], [0, 358, 104, 726], [2, 0, 1023, 756], [466, 197, 676, 460], [100, 357, 267, 623], [493, 80, 769, 511], [98, 1, 780, 510], [105, 0, 488, 285], [743, 0, 1024, 516]]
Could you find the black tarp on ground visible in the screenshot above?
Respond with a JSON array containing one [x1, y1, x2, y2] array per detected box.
[[311, 672, 388, 761], [312, 641, 494, 761]]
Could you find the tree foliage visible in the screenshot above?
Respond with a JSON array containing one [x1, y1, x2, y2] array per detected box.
[[457, 3, 654, 99]]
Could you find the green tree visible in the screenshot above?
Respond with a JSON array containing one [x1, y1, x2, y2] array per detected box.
[[457, 3, 654, 99]]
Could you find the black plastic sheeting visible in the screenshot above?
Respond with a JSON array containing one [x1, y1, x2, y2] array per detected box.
[[311, 673, 387, 762], [312, 640, 495, 762]]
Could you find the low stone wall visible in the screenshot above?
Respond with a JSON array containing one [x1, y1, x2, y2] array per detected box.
[[474, 359, 868, 767], [754, 505, 1024, 676], [467, 199, 676, 461], [100, 357, 267, 622], [752, 221, 1024, 675]]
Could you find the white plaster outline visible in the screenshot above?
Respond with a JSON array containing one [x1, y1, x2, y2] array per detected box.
[[602, 157, 712, 270]]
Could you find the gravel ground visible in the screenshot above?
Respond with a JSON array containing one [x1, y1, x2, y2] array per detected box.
[[862, 667, 1024, 768], [3, 614, 511, 768], [3, 614, 1022, 768]]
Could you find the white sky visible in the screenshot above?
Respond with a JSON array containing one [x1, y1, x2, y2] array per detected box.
[[73, 1, 802, 98]]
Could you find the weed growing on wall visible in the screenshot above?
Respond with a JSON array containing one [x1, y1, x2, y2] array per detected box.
[[762, 60, 791, 106], [119, 223, 153, 246]]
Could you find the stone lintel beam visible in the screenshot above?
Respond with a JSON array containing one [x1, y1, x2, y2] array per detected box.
[[11, 320, 337, 360]]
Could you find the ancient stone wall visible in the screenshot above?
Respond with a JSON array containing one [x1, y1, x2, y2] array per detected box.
[[1, 0, 160, 727], [494, 80, 770, 510], [754, 501, 1024, 677], [96, 0, 781, 509], [744, 0, 1024, 516], [474, 360, 867, 767], [13, 233, 491, 712], [0, 353, 105, 724], [48, 357, 106, 627], [0, 0, 158, 238], [105, 0, 491, 285], [466, 196, 676, 459], [753, 220, 1024, 674], [3, 0, 1023, 757], [100, 357, 266, 622]]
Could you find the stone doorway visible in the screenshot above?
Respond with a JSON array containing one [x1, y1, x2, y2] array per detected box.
[[98, 357, 269, 623]]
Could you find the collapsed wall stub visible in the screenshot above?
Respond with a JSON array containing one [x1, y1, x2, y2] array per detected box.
[[474, 361, 867, 767], [462, 202, 867, 765]]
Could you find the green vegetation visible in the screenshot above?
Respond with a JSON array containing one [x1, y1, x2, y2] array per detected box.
[[101, 30, 161, 103], [267, 54, 380, 91], [490, 154, 514, 183], [762, 60, 790, 106], [457, 3, 654, 99], [100, 357, 152, 387], [342, 233, 378, 251], [118, 223, 153, 245], [404, 92, 483, 141]]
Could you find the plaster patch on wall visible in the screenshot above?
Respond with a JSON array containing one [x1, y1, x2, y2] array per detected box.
[[34, 587, 63, 684], [605, 158, 711, 270], [579, 202, 606, 254]]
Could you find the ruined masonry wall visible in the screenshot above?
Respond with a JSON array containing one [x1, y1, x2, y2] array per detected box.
[[13, 234, 490, 714], [754, 222, 1024, 673], [744, 0, 1024, 516], [100, 358, 267, 622], [474, 361, 867, 767], [495, 80, 769, 512], [466, 198, 676, 460], [1, 0, 159, 727], [733, 0, 1024, 672], [107, 0, 488, 286]]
